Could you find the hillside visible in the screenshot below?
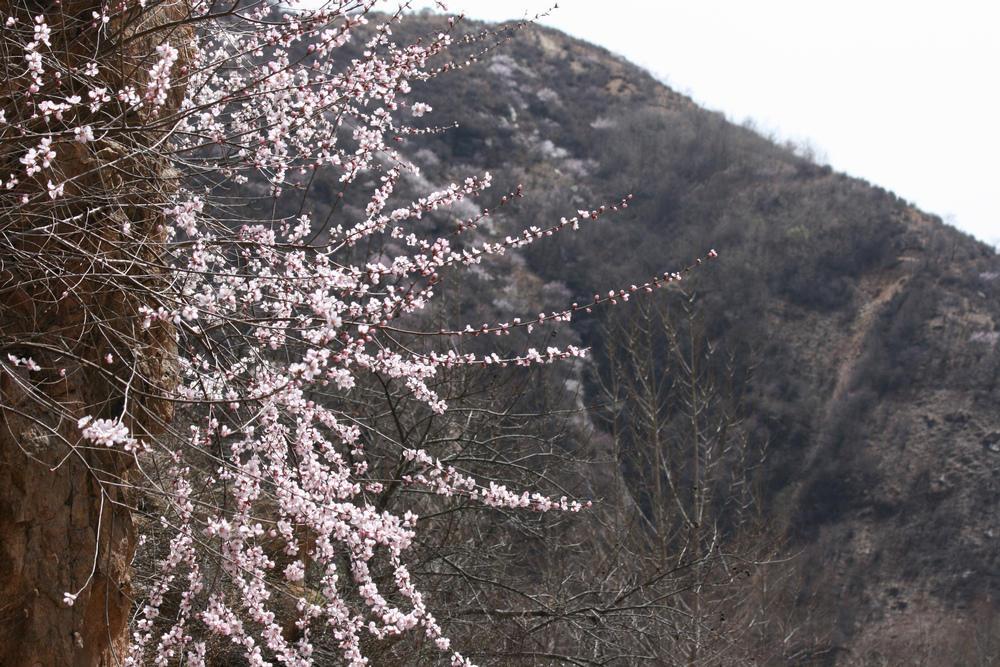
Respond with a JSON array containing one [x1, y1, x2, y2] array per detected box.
[[373, 14, 1000, 663]]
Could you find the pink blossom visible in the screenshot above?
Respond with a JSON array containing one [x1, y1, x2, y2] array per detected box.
[[0, 5, 718, 664]]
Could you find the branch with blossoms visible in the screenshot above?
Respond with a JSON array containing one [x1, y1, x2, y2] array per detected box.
[[0, 1, 715, 664]]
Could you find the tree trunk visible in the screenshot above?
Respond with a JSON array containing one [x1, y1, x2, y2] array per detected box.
[[0, 1, 188, 661], [0, 410, 136, 666]]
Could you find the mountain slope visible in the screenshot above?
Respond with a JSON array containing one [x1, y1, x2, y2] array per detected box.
[[374, 15, 1000, 662]]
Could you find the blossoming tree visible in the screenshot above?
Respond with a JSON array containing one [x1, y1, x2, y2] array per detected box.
[[0, 0, 714, 664]]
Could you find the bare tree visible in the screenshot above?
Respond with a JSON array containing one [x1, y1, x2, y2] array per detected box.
[[588, 292, 827, 665]]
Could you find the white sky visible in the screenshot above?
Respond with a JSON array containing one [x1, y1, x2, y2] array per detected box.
[[392, 1, 999, 247]]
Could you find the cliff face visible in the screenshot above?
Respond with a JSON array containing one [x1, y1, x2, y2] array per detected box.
[[368, 16, 1000, 661], [0, 3, 186, 664]]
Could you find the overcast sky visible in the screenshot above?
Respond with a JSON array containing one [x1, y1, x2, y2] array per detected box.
[[391, 1, 998, 247]]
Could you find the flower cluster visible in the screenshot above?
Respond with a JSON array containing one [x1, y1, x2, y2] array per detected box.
[[1, 1, 711, 664], [78, 416, 142, 452]]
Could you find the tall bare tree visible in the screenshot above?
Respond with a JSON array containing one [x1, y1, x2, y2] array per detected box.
[[590, 292, 827, 665]]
